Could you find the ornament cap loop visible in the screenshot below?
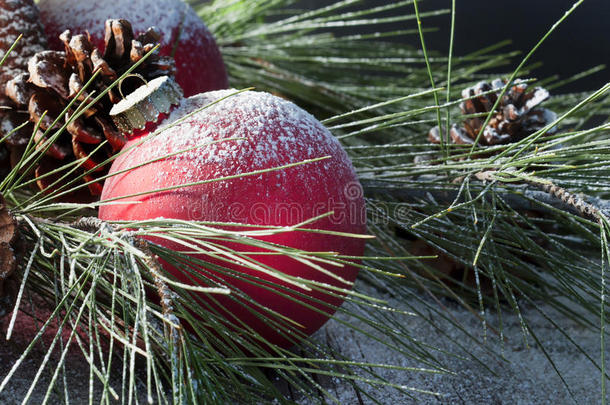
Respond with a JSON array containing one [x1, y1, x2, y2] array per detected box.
[[110, 76, 183, 134]]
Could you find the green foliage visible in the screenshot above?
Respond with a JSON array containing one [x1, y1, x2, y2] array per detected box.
[[0, 0, 608, 403]]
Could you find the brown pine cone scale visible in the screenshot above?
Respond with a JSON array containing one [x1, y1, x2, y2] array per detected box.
[[0, 193, 17, 295], [0, 0, 47, 178]]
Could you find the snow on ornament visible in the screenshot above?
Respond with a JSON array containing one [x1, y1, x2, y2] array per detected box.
[[38, 0, 228, 96], [99, 77, 367, 348]]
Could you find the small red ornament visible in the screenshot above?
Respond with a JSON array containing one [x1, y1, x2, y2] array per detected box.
[[38, 0, 228, 96], [99, 78, 367, 348]]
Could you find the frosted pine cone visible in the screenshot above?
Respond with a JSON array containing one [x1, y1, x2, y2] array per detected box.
[[0, 0, 47, 177], [428, 79, 557, 146], [6, 19, 175, 198], [0, 192, 18, 306]]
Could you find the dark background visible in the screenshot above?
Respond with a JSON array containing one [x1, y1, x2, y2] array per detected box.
[[299, 0, 609, 92]]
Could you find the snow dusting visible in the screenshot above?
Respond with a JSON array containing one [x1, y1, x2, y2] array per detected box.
[[132, 89, 354, 193], [101, 89, 362, 229]]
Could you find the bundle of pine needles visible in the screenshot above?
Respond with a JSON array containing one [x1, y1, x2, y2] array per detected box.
[[0, 0, 607, 403]]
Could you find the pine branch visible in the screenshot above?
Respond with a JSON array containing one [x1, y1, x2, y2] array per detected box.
[[0, 0, 604, 403], [362, 176, 609, 221]]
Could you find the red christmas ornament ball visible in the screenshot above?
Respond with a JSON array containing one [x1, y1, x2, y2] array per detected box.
[[38, 0, 228, 95], [99, 88, 367, 348]]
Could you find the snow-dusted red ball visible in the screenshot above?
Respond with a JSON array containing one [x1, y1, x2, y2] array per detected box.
[[99, 90, 367, 348], [38, 0, 228, 95]]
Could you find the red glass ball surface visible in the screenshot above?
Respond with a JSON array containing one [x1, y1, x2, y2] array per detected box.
[[99, 90, 366, 348]]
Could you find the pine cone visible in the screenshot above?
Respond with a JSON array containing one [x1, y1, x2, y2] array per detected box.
[[0, 193, 17, 305], [428, 79, 557, 146], [6, 19, 175, 199], [0, 0, 47, 178]]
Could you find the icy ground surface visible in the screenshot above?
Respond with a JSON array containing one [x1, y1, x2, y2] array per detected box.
[[0, 280, 607, 404], [303, 281, 609, 404]]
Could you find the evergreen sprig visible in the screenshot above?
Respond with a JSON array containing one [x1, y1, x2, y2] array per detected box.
[[199, 0, 609, 401], [0, 0, 607, 403]]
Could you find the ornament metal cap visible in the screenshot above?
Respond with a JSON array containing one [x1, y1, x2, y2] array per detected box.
[[110, 76, 183, 134]]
